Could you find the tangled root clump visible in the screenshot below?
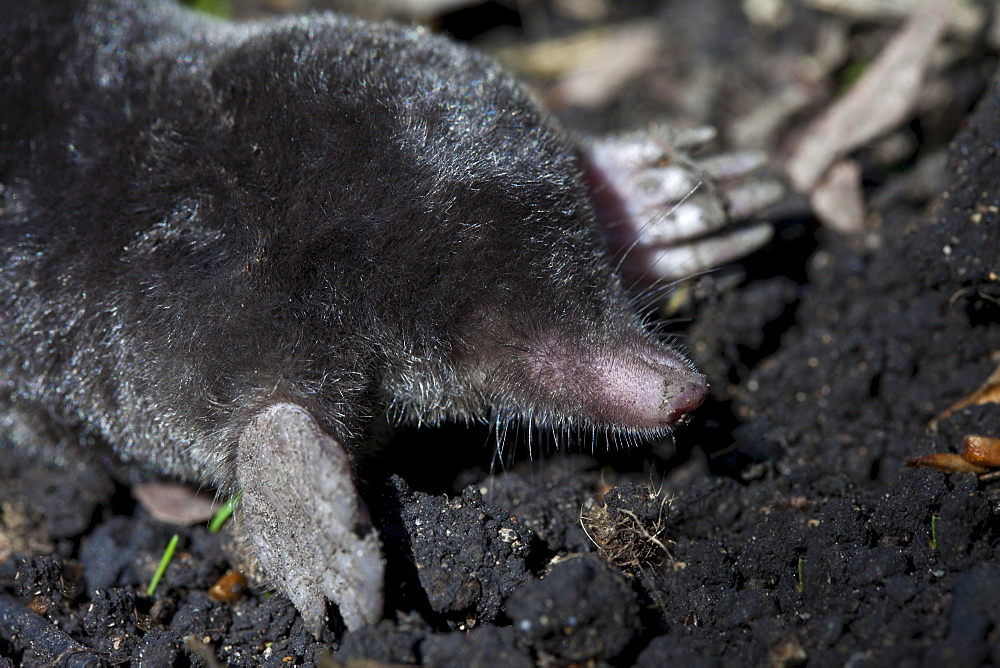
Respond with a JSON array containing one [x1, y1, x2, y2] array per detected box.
[[580, 481, 676, 575]]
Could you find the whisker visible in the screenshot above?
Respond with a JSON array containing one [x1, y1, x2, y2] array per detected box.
[[614, 181, 703, 288]]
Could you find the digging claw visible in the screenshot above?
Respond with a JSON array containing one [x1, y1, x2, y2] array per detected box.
[[582, 124, 783, 284]]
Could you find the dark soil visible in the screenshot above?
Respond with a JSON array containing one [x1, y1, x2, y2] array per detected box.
[[3, 1, 1000, 666]]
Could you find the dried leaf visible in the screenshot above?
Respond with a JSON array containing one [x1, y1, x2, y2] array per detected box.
[[906, 452, 989, 474], [496, 22, 661, 111], [785, 0, 956, 194], [802, 0, 998, 48], [133, 482, 220, 526], [809, 158, 867, 233], [937, 365, 1000, 420]]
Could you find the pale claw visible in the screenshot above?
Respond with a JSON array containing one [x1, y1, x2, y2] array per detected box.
[[650, 224, 774, 280], [582, 125, 784, 285], [724, 179, 786, 219], [660, 124, 717, 151], [700, 151, 768, 180]]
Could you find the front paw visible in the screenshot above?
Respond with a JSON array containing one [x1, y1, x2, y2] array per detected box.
[[235, 403, 384, 635], [582, 124, 782, 284]]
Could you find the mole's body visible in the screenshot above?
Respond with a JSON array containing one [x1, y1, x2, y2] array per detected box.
[[1, 0, 723, 632]]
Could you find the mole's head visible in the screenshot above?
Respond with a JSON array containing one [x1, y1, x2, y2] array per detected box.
[[395, 129, 710, 439], [211, 19, 708, 438], [303, 23, 711, 438]]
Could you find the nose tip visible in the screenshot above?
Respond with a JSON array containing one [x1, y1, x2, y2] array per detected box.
[[664, 371, 708, 425], [514, 331, 709, 431]]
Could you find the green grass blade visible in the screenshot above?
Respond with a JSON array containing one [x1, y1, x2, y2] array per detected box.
[[208, 489, 242, 533], [147, 534, 180, 597]]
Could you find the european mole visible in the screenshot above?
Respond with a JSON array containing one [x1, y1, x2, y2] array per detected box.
[[0, 0, 768, 634]]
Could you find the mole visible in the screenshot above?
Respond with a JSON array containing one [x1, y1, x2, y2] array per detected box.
[[0, 0, 774, 634]]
